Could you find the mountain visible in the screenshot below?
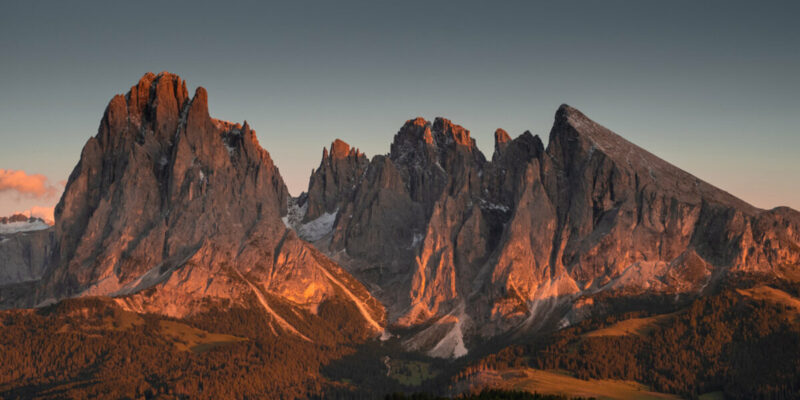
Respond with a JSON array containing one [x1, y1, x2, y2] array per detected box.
[[0, 214, 53, 297], [0, 214, 51, 233], [1, 72, 799, 398], [298, 105, 800, 358], [1, 72, 384, 338]]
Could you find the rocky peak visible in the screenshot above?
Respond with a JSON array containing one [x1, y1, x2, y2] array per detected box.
[[490, 131, 544, 167], [120, 72, 190, 144], [493, 128, 511, 154], [546, 103, 757, 214], [304, 139, 369, 221], [548, 103, 683, 174], [391, 117, 476, 150], [432, 117, 475, 148], [48, 72, 290, 302], [126, 72, 189, 117], [329, 138, 360, 159], [405, 117, 433, 137], [320, 139, 365, 163], [389, 117, 436, 166], [13, 72, 387, 339], [389, 116, 486, 173], [395, 117, 433, 143]]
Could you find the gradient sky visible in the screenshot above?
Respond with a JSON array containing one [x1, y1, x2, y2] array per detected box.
[[1, 0, 798, 220]]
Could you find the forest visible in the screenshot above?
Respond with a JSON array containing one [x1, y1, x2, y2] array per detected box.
[[0, 295, 375, 399], [454, 274, 800, 399], [2, 274, 799, 399]]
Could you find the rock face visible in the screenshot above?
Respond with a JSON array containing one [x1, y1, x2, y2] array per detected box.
[[304, 139, 369, 221], [0, 228, 54, 287], [0, 72, 384, 339], [0, 215, 54, 301], [301, 105, 800, 357], [1, 73, 798, 358]]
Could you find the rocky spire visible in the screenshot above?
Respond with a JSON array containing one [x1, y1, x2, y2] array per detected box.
[[329, 139, 355, 159], [494, 128, 511, 154], [305, 139, 369, 221], [389, 117, 435, 165]]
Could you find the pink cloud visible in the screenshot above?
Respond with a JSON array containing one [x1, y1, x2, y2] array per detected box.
[[0, 169, 58, 198]]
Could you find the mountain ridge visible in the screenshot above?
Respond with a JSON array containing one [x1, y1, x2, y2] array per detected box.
[[1, 72, 799, 399], [1, 72, 798, 360], [299, 102, 800, 357]]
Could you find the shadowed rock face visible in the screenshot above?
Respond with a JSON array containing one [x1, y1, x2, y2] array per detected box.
[[304, 139, 369, 221], [1, 72, 385, 339], [0, 229, 54, 288], [302, 104, 800, 357], [0, 215, 54, 306]]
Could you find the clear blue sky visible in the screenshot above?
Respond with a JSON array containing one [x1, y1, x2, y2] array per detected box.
[[1, 0, 798, 219]]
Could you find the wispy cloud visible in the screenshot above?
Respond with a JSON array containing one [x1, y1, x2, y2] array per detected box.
[[0, 169, 59, 198]]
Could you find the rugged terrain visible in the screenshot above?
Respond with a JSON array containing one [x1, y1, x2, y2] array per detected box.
[[1, 72, 384, 338], [1, 72, 799, 399], [294, 104, 800, 358]]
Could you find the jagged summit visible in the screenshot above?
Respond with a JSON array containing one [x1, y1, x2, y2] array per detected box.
[[305, 139, 369, 221], [7, 72, 386, 340], [50, 71, 288, 301], [323, 138, 363, 160], [493, 128, 511, 153], [390, 117, 479, 150], [389, 116, 486, 174], [298, 104, 800, 358], [116, 72, 191, 143], [432, 117, 475, 148]]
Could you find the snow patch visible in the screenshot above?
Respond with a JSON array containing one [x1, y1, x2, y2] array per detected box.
[[297, 210, 337, 242], [282, 197, 308, 228], [410, 233, 424, 248], [479, 199, 510, 212], [0, 220, 50, 234]]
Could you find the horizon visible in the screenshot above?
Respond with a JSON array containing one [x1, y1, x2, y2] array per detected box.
[[2, 0, 799, 220]]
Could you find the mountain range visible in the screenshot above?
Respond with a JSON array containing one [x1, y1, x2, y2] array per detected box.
[[1, 72, 799, 399]]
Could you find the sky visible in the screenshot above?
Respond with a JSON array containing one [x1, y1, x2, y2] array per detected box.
[[1, 0, 798, 221]]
